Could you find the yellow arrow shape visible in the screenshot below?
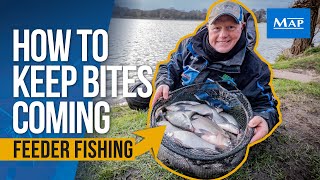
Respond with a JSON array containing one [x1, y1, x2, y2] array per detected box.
[[133, 126, 166, 158]]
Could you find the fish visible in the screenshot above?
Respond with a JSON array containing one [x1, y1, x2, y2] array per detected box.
[[209, 109, 240, 135], [165, 102, 240, 134], [166, 102, 219, 117], [171, 101, 201, 106], [191, 115, 231, 150], [226, 131, 238, 145], [205, 107, 227, 124], [183, 104, 216, 116], [167, 130, 220, 153], [164, 110, 195, 132], [157, 120, 182, 133], [179, 104, 226, 123], [165, 101, 200, 112], [158, 120, 220, 152], [219, 112, 239, 127], [215, 122, 240, 135], [182, 104, 240, 135], [215, 107, 224, 113]]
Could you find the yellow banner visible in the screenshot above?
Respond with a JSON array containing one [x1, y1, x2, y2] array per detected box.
[[0, 126, 166, 161]]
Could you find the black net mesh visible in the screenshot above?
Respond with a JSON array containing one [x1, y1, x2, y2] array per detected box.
[[150, 82, 254, 179]]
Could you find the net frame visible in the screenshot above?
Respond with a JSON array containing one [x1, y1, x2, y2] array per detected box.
[[150, 82, 254, 178]]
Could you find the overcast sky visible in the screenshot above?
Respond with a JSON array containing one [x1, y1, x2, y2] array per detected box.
[[116, 0, 295, 11]]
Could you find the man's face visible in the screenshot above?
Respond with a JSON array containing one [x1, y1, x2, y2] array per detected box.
[[207, 15, 244, 53]]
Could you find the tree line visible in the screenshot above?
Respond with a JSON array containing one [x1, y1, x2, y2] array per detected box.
[[112, 6, 267, 23]]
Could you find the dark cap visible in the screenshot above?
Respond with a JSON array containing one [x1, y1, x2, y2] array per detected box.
[[208, 1, 244, 25]]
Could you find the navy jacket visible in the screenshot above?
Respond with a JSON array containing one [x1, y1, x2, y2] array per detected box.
[[155, 26, 279, 131]]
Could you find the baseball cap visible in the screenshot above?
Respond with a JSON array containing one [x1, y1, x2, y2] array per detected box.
[[208, 1, 243, 25]]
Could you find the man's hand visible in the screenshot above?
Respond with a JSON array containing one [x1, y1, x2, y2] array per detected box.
[[152, 84, 170, 105], [248, 116, 269, 143]]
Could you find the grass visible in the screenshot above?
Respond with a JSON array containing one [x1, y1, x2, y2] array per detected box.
[[304, 47, 320, 55], [272, 79, 320, 99], [273, 47, 320, 73], [275, 54, 290, 62], [227, 130, 320, 180], [233, 50, 320, 179]]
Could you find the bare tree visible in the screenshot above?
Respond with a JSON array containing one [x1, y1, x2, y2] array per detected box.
[[290, 0, 320, 55]]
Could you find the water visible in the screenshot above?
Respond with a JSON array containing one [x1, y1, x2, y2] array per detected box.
[[99, 18, 319, 104]]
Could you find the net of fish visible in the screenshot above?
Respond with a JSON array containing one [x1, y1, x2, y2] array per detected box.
[[150, 82, 254, 179]]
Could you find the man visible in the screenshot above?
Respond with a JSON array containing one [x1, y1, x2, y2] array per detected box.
[[151, 1, 279, 143]]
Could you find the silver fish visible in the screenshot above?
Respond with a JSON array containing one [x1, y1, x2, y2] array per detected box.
[[192, 115, 231, 150], [167, 130, 220, 153], [226, 131, 238, 145], [216, 122, 240, 135], [183, 104, 240, 135], [158, 121, 219, 152], [219, 112, 239, 127], [209, 109, 240, 135], [157, 120, 182, 133], [181, 104, 227, 125], [165, 101, 200, 111], [206, 107, 227, 124], [215, 107, 224, 113], [164, 110, 195, 132], [180, 104, 216, 116], [171, 101, 201, 106]]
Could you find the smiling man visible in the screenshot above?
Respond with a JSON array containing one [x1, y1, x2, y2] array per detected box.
[[207, 15, 244, 53], [151, 1, 279, 143]]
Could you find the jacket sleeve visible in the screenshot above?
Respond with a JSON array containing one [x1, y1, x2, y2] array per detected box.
[[155, 39, 188, 90], [243, 64, 279, 131]]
